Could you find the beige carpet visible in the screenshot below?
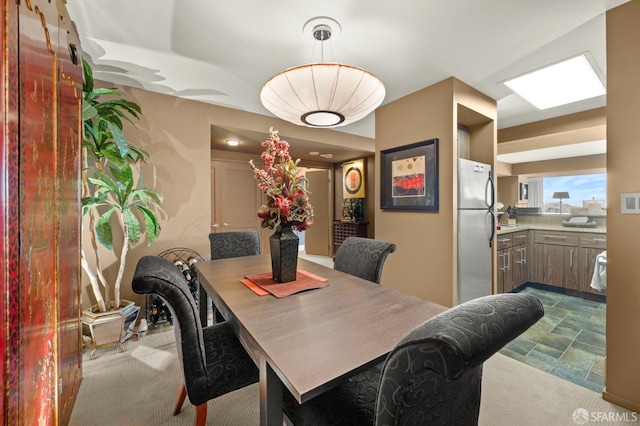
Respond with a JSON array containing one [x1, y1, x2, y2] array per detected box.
[[69, 326, 637, 426]]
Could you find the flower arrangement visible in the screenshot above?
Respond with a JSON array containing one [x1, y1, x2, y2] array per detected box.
[[250, 128, 314, 231]]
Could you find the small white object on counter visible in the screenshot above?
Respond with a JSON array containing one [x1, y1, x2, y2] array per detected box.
[[568, 216, 589, 224]]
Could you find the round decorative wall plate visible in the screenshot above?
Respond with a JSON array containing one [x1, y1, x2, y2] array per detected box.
[[344, 166, 363, 195]]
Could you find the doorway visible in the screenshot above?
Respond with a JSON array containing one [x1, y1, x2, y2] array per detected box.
[[211, 160, 332, 257], [302, 169, 332, 256], [211, 160, 268, 252]]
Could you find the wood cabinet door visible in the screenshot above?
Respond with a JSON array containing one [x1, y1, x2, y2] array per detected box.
[[580, 247, 606, 294], [496, 250, 504, 293], [512, 245, 528, 290], [565, 245, 580, 291], [533, 243, 578, 290], [578, 234, 606, 295], [497, 248, 512, 293], [533, 243, 567, 288]]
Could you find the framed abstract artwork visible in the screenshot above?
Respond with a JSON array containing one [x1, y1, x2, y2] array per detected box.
[[380, 139, 439, 211]]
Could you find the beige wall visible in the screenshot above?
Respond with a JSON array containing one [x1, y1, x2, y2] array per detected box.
[[375, 78, 496, 307], [511, 154, 606, 177], [498, 107, 606, 152], [497, 176, 519, 208], [498, 108, 607, 179], [82, 89, 215, 308], [604, 0, 640, 412]]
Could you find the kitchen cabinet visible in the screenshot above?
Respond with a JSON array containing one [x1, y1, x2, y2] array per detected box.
[[578, 234, 607, 295], [511, 231, 529, 290], [496, 234, 512, 293], [495, 230, 530, 293], [533, 231, 579, 290], [497, 227, 605, 299]]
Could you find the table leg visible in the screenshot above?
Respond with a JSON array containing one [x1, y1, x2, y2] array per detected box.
[[260, 358, 283, 426]]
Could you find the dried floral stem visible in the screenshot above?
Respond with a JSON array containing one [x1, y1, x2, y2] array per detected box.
[[250, 128, 314, 230]]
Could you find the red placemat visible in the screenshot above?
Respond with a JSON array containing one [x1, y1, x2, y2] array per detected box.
[[243, 270, 328, 298], [240, 279, 270, 296]]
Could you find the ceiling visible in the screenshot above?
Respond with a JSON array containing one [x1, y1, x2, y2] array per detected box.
[[66, 0, 628, 164]]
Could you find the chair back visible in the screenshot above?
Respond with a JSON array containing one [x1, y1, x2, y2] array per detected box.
[[209, 231, 261, 260], [132, 256, 207, 396], [333, 237, 396, 284], [375, 293, 544, 426]]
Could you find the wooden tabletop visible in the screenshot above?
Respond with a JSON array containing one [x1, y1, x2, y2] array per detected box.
[[196, 255, 447, 422]]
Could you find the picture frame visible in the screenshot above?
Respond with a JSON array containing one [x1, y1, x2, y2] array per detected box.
[[380, 138, 439, 211], [342, 159, 365, 198]]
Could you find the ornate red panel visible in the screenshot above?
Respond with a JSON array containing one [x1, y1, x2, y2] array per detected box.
[[19, 2, 59, 423], [0, 0, 83, 424], [56, 9, 83, 424], [2, 0, 22, 422], [1, 1, 6, 418]]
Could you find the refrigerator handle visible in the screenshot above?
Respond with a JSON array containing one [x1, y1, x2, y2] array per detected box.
[[488, 211, 495, 248], [486, 174, 495, 208]]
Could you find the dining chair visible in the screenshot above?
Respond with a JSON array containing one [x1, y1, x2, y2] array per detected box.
[[333, 236, 396, 284], [208, 230, 261, 322], [132, 255, 259, 426], [283, 292, 544, 425], [209, 230, 261, 260]]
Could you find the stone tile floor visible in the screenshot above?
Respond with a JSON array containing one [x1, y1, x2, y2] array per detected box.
[[500, 286, 606, 392]]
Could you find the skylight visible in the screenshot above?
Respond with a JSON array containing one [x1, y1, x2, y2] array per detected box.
[[503, 54, 606, 110]]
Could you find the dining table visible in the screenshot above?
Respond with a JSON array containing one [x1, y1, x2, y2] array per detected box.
[[195, 254, 447, 426]]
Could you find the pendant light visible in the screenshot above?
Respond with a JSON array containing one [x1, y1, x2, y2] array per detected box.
[[260, 17, 386, 128]]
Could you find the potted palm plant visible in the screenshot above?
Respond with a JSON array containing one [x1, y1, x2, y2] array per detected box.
[[80, 59, 163, 356]]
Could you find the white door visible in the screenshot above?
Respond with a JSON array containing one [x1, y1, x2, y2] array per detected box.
[[211, 160, 268, 252], [304, 169, 331, 256]]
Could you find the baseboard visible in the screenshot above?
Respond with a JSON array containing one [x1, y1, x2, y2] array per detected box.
[[513, 282, 606, 303], [603, 389, 640, 414]]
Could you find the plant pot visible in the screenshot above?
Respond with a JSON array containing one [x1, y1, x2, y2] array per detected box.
[[82, 299, 140, 359], [269, 223, 299, 283]]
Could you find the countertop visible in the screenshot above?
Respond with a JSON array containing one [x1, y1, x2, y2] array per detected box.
[[496, 224, 606, 235]]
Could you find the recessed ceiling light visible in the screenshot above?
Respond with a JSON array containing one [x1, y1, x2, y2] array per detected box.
[[309, 151, 320, 156], [319, 153, 333, 158], [226, 140, 240, 147], [503, 54, 605, 110]]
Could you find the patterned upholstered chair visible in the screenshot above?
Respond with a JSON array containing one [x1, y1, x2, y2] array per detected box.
[[208, 230, 261, 322], [132, 256, 258, 426], [283, 293, 544, 425], [209, 230, 261, 260], [333, 237, 396, 284]]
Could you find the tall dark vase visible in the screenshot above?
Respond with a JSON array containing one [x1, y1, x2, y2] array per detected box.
[[269, 223, 299, 283]]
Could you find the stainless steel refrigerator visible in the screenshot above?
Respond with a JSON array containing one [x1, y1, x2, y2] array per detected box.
[[457, 158, 495, 304]]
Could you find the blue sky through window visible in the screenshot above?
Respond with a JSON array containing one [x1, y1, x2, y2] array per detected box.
[[543, 173, 607, 206]]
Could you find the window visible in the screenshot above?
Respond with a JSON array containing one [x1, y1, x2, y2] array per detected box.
[[526, 173, 606, 214]]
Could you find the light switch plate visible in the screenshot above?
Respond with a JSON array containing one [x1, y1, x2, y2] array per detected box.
[[620, 193, 640, 214]]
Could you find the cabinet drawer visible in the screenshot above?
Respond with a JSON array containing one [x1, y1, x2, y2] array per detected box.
[[496, 234, 512, 250], [534, 231, 578, 246], [580, 233, 607, 249], [512, 231, 529, 246]]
